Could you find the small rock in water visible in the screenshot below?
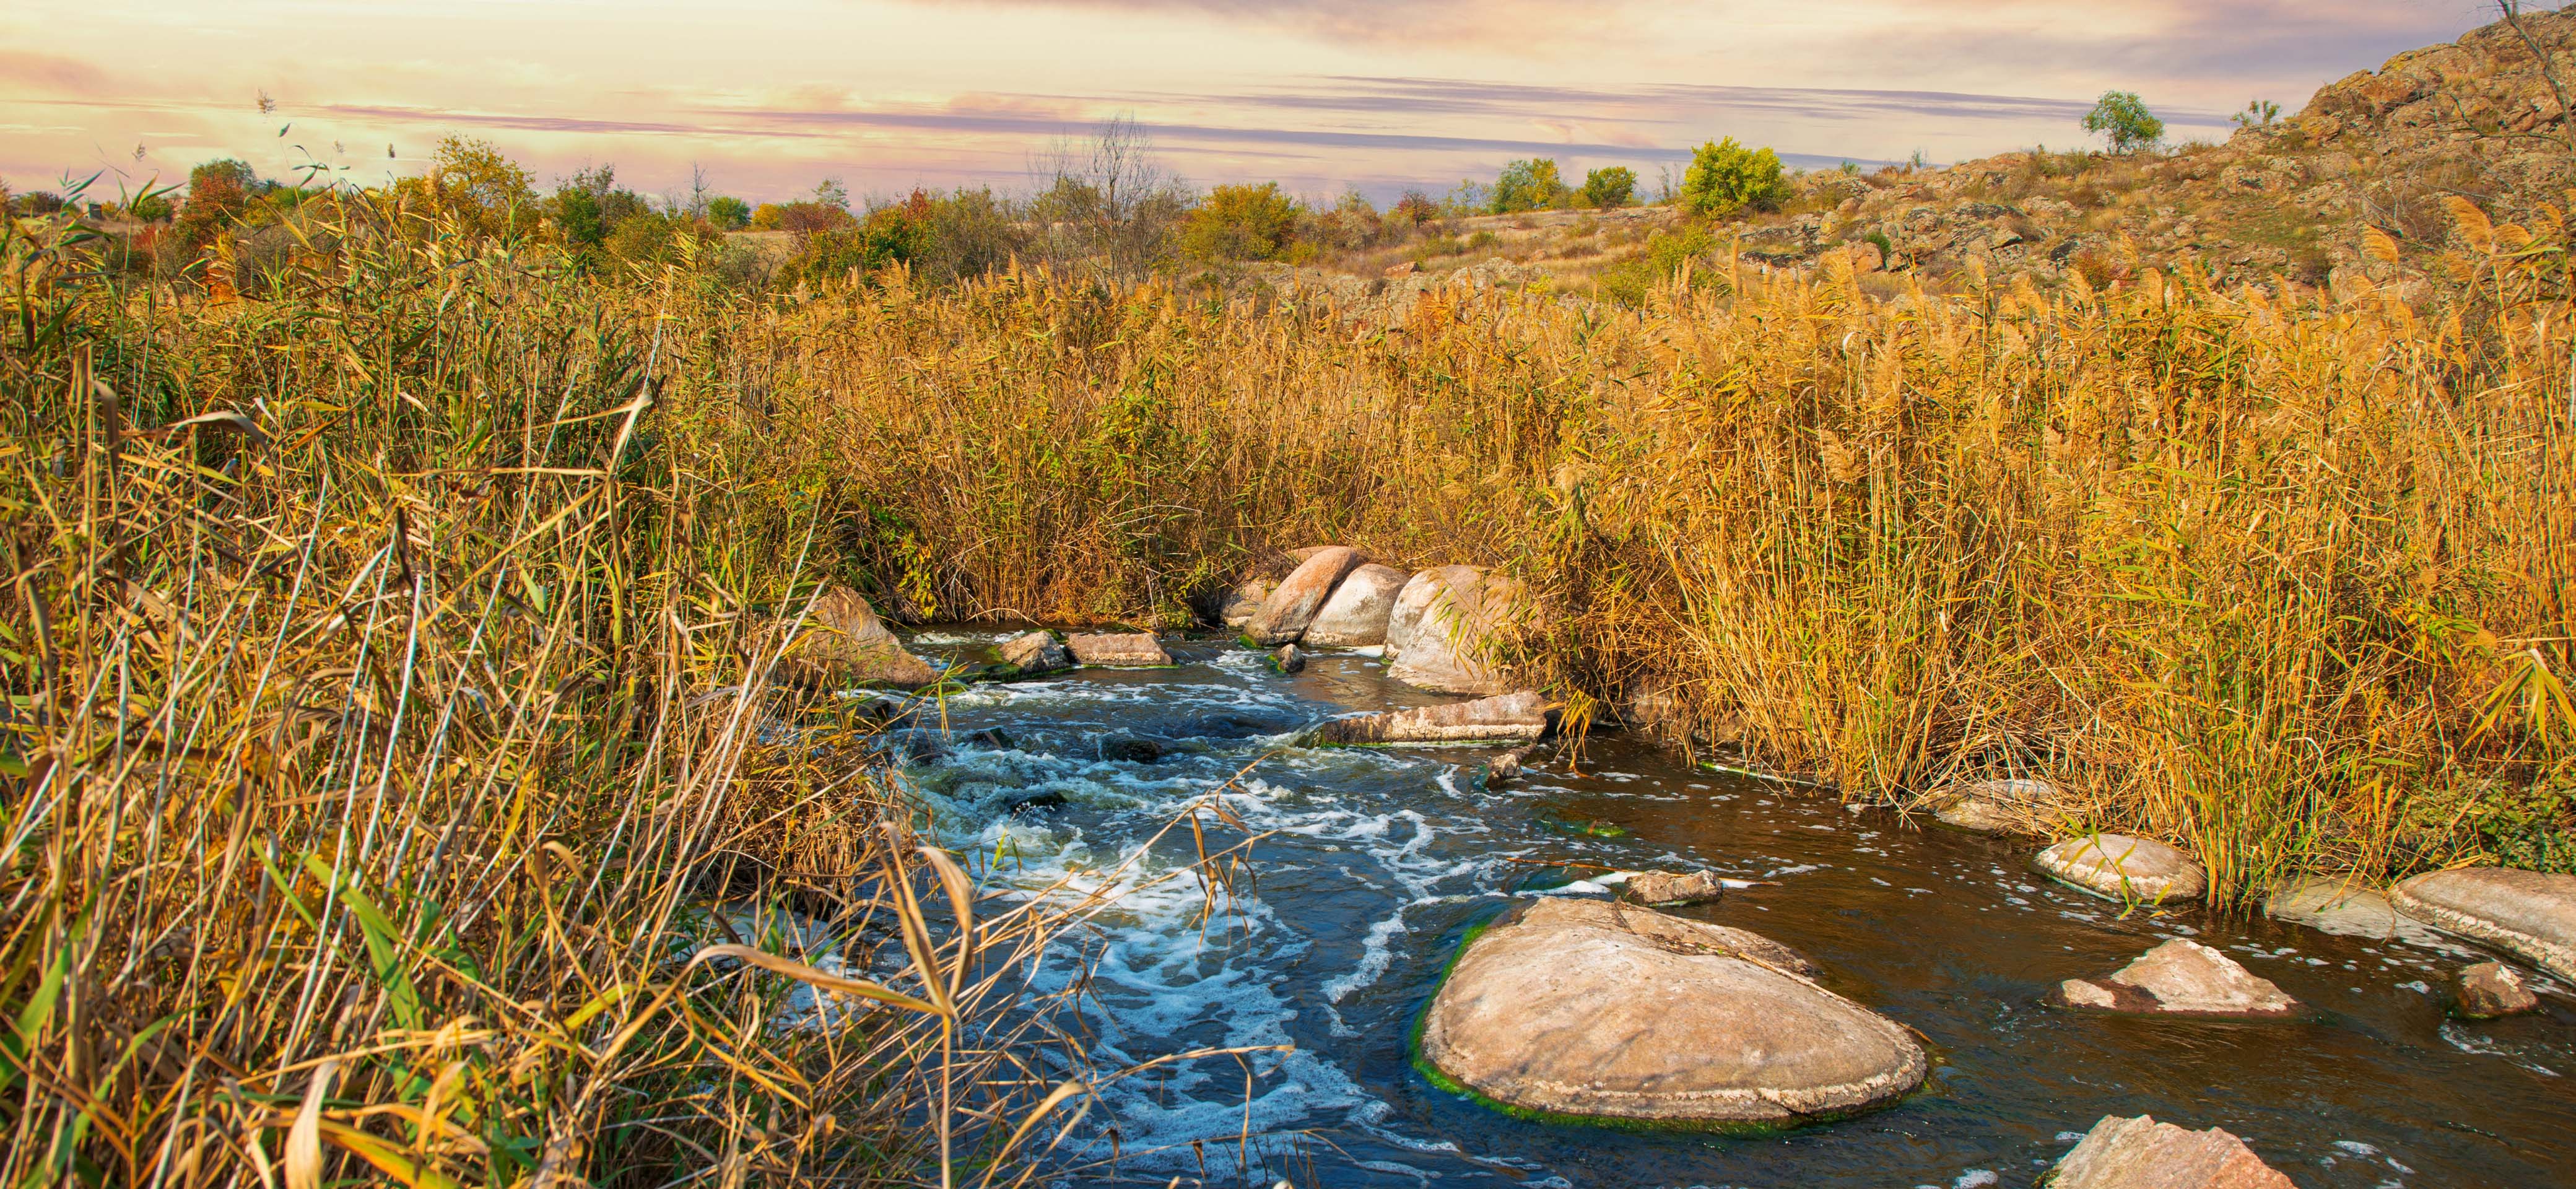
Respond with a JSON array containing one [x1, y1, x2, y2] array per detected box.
[[2032, 834, 2207, 904], [2388, 866, 2576, 983], [1270, 643, 1305, 673], [1484, 743, 1539, 785], [1416, 897, 1919, 1123], [1313, 690, 1554, 746], [997, 630, 1072, 676], [1095, 734, 1165, 764], [2263, 878, 2444, 944], [2046, 1113, 2294, 1188], [2452, 960, 2539, 1019], [1065, 632, 1173, 668], [2053, 939, 2300, 1018], [965, 726, 1014, 751], [1624, 869, 1726, 907]]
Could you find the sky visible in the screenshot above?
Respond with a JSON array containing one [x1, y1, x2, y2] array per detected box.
[[0, 0, 2507, 207]]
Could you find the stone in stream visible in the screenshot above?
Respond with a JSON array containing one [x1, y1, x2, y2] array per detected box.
[[2388, 866, 2576, 983], [1304, 563, 1410, 647], [2053, 939, 2300, 1017], [1095, 734, 1165, 764], [996, 630, 1072, 676], [2032, 834, 2207, 904], [2045, 1113, 2295, 1188], [1270, 643, 1306, 674], [1387, 567, 1533, 696], [1242, 546, 1364, 645], [1416, 897, 1923, 1125], [2452, 960, 2539, 1019], [1928, 777, 2066, 834], [1484, 742, 1541, 785], [1065, 632, 1173, 668], [780, 586, 939, 687], [2263, 878, 2445, 944], [1313, 690, 1553, 746], [1624, 869, 1726, 907]]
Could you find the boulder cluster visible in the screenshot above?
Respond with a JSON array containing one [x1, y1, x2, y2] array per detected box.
[[1224, 547, 1533, 697]]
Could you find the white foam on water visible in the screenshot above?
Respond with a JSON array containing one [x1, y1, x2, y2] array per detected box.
[[1953, 1170, 2000, 1188]]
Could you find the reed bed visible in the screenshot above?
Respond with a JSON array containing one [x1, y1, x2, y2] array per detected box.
[[4, 183, 2570, 1182]]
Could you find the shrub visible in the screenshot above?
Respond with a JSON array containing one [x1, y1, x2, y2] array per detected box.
[[2082, 91, 2165, 154], [1491, 159, 1569, 213], [1579, 166, 1637, 209], [1680, 138, 1783, 217], [706, 195, 751, 229], [126, 189, 175, 222], [1181, 181, 1302, 261], [1390, 190, 1440, 227], [1594, 224, 1720, 304]]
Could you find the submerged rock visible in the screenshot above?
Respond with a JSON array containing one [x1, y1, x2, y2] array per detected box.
[[781, 586, 939, 687], [2453, 960, 2539, 1019], [2389, 866, 2576, 982], [1386, 567, 1532, 696], [997, 630, 1072, 676], [1929, 777, 2065, 834], [1243, 546, 1364, 645], [1305, 563, 1409, 647], [1624, 869, 1726, 907], [2054, 939, 2300, 1018], [2046, 1113, 2295, 1188], [1217, 576, 1276, 629], [1270, 643, 1305, 674], [1065, 632, 1173, 668], [2264, 878, 2444, 944], [1313, 690, 1553, 746], [1416, 897, 1924, 1125], [2033, 834, 2207, 904]]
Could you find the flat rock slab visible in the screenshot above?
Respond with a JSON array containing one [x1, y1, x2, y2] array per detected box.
[[2390, 866, 2576, 982], [2055, 939, 2300, 1017], [1417, 897, 1922, 1125], [2048, 1113, 2295, 1188], [1243, 546, 1363, 645], [1305, 563, 1409, 647], [2453, 960, 2539, 1018], [997, 630, 1071, 675], [786, 587, 939, 687], [1624, 869, 1726, 907], [2264, 878, 2445, 944], [1315, 691, 1552, 746], [1930, 777, 2065, 834], [2034, 834, 2207, 904], [1065, 632, 1173, 668]]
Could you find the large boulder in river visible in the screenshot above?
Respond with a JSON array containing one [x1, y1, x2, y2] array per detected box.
[[2263, 878, 2444, 944], [2389, 866, 2576, 982], [781, 587, 939, 687], [1382, 565, 1473, 658], [1314, 691, 1552, 746], [1305, 563, 1409, 647], [1417, 897, 1926, 1125], [2053, 939, 2300, 1018], [1065, 632, 1173, 668], [2034, 834, 2206, 904], [1388, 567, 1532, 695], [2046, 1113, 2295, 1188], [1242, 546, 1364, 645]]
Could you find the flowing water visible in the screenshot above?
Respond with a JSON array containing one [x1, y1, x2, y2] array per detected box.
[[886, 632, 2572, 1188]]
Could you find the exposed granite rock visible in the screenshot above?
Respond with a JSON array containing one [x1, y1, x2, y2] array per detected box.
[[2054, 939, 2300, 1018], [2046, 1113, 2295, 1188]]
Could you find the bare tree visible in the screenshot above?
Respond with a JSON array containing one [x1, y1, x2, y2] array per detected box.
[[1029, 115, 1188, 282]]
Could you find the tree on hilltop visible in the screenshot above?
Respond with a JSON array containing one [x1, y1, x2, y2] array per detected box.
[[2082, 91, 2165, 153]]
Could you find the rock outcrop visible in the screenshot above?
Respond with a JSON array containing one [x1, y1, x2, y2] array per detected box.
[[2390, 867, 2576, 982], [997, 630, 1071, 676], [2034, 834, 2208, 904], [2046, 1114, 2295, 1188], [2054, 939, 2300, 1017], [1416, 897, 1923, 1125], [781, 586, 939, 687], [1243, 546, 1364, 645], [1387, 567, 1531, 696], [1304, 563, 1409, 647], [1065, 632, 1173, 668], [1315, 690, 1553, 746], [2454, 960, 2541, 1019]]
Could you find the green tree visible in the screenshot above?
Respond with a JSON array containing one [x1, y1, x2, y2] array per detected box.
[[1578, 166, 1637, 209], [1679, 138, 1783, 217], [1180, 181, 1302, 261], [705, 195, 751, 229], [2082, 91, 2165, 153], [2230, 99, 2281, 130], [1490, 158, 1569, 213]]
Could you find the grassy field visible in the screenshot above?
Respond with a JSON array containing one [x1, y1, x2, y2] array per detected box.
[[2, 180, 2570, 1183]]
